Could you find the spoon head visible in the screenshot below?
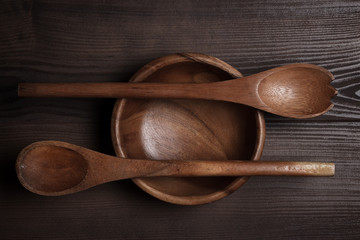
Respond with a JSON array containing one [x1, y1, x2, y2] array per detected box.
[[16, 142, 88, 196], [258, 64, 337, 118]]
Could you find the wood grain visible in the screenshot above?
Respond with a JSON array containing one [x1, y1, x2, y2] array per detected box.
[[1, 0, 360, 239]]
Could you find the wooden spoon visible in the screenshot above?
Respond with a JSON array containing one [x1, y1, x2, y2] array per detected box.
[[16, 141, 335, 196], [18, 64, 337, 119]]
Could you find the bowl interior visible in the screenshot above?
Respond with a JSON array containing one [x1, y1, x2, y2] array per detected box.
[[111, 54, 265, 205]]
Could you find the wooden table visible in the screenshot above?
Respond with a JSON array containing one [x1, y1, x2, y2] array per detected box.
[[1, 0, 359, 239]]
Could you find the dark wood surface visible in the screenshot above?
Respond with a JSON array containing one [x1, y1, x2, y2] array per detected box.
[[1, 0, 359, 239]]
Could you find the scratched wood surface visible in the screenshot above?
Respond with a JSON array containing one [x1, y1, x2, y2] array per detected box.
[[1, 0, 360, 239]]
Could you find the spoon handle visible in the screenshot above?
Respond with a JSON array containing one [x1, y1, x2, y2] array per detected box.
[[63, 141, 334, 179], [18, 82, 218, 99], [147, 160, 335, 177], [89, 158, 335, 183]]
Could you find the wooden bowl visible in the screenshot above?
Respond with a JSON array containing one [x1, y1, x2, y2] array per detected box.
[[111, 53, 266, 205]]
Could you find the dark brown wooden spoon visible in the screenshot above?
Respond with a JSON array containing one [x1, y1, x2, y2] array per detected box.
[[18, 64, 337, 119], [16, 141, 335, 196]]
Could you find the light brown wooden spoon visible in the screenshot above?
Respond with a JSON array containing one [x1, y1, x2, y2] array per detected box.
[[16, 141, 335, 196], [18, 64, 337, 119]]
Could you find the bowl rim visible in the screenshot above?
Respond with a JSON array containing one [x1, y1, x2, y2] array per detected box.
[[111, 53, 266, 205]]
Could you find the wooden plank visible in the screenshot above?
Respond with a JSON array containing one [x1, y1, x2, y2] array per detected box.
[[1, 0, 360, 119], [1, 0, 360, 239], [1, 122, 359, 239]]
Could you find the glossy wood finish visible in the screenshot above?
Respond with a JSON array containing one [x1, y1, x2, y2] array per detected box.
[[16, 141, 334, 196], [18, 62, 337, 119], [111, 53, 266, 205], [1, 0, 359, 239]]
